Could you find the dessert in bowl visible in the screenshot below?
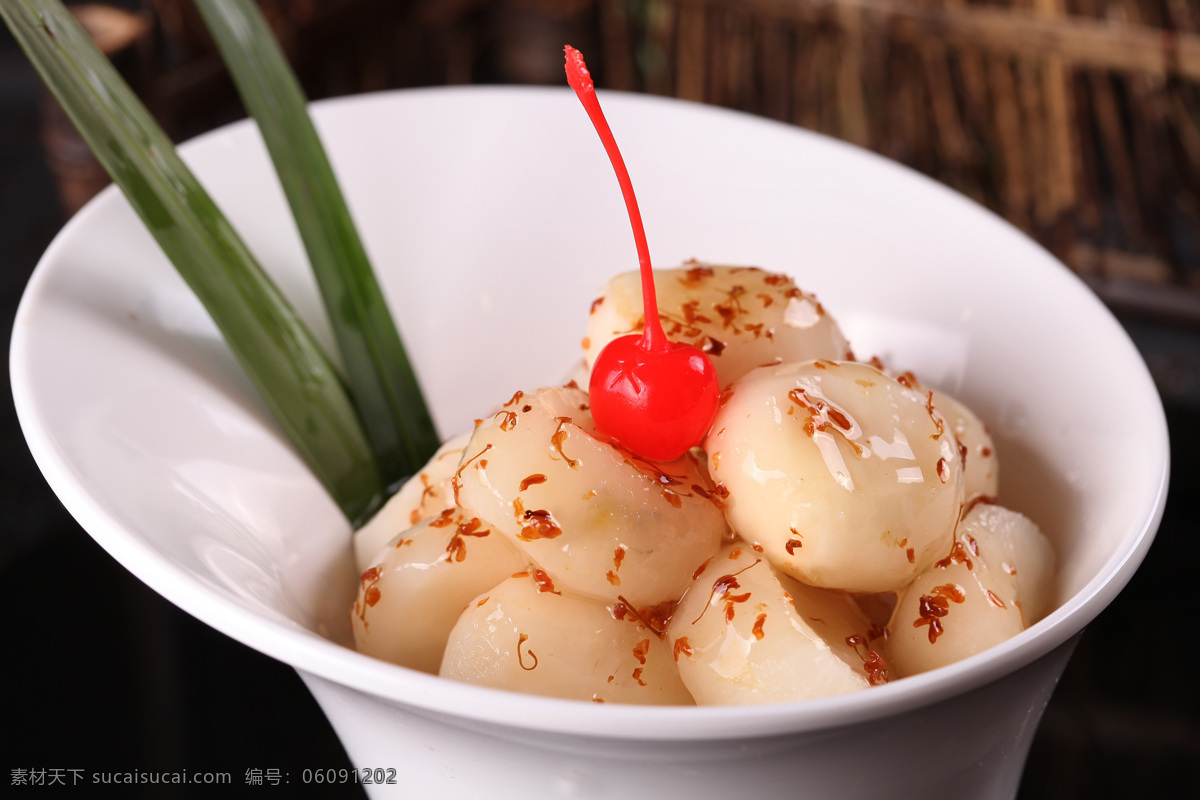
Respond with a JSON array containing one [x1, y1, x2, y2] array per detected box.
[[11, 87, 1168, 798]]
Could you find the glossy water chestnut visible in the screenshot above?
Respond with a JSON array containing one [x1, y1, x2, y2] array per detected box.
[[564, 45, 719, 462]]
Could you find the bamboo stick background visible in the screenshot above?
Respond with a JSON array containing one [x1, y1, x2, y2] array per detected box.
[[46, 0, 1200, 305]]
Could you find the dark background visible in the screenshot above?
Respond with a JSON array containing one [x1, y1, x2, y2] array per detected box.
[[2, 2, 1198, 797]]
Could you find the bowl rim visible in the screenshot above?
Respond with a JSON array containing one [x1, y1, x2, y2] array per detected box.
[[10, 85, 1171, 741]]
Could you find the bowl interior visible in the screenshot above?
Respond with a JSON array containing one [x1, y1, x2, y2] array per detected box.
[[11, 86, 1168, 735]]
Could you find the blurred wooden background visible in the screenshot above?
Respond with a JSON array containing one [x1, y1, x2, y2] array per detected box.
[[45, 0, 1200, 324]]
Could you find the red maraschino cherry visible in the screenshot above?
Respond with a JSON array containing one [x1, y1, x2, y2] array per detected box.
[[565, 45, 719, 462]]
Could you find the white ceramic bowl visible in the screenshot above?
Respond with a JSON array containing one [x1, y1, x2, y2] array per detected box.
[[11, 87, 1168, 799]]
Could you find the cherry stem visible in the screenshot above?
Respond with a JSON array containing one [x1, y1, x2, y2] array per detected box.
[[565, 45, 668, 353]]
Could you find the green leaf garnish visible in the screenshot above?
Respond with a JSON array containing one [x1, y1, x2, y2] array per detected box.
[[1, 0, 384, 522]]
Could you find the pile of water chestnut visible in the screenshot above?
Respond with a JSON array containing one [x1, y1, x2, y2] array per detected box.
[[348, 48, 1055, 705], [350, 261, 1056, 705]]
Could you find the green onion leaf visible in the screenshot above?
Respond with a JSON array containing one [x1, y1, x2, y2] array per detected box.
[[1, 0, 384, 522], [194, 0, 440, 488]]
